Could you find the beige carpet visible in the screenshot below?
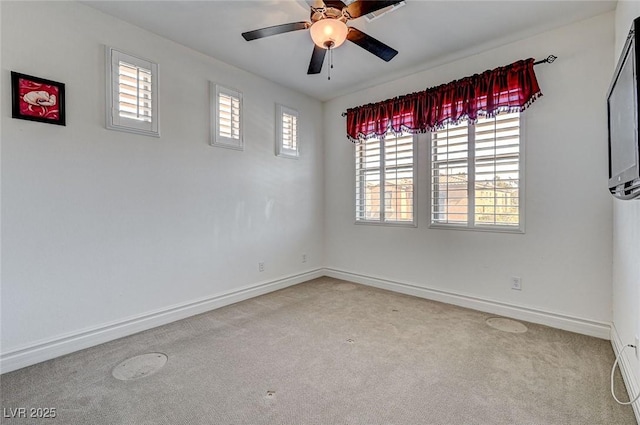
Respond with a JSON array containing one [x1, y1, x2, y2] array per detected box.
[[0, 277, 636, 424]]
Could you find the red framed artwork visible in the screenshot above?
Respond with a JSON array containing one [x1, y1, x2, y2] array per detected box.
[[11, 71, 66, 126]]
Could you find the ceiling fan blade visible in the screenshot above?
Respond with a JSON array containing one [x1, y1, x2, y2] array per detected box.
[[306, 0, 324, 7], [324, 0, 348, 9], [307, 45, 327, 74], [346, 0, 403, 19], [242, 22, 310, 41], [347, 27, 398, 62]]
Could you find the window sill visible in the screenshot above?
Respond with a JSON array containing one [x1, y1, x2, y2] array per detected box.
[[355, 220, 417, 228], [211, 139, 244, 151], [106, 122, 160, 138], [276, 151, 299, 159], [429, 223, 524, 234]]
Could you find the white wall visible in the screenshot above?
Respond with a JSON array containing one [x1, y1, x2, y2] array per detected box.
[[612, 0, 640, 414], [1, 1, 324, 367], [1, 0, 631, 378], [324, 13, 615, 334]]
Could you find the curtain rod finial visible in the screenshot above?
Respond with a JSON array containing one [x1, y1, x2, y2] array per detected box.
[[534, 54, 557, 65]]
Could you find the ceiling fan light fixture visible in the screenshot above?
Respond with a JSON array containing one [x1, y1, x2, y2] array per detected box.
[[310, 19, 348, 49]]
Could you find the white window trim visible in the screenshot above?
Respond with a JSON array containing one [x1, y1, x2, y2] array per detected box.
[[105, 46, 159, 137], [428, 114, 526, 234], [211, 83, 244, 151], [355, 132, 418, 227], [276, 104, 299, 159]]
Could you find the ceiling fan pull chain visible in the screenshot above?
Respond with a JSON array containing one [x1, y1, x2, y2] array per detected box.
[[328, 46, 332, 80], [331, 46, 334, 69]]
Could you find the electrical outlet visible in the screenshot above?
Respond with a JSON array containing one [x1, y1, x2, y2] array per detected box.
[[258, 262, 265, 272], [635, 335, 639, 359], [302, 254, 307, 263], [511, 276, 522, 291]]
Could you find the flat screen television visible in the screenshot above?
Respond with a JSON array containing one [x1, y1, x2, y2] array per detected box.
[[608, 16, 640, 200]]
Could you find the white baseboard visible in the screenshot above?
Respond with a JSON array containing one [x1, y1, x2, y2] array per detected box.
[[0, 269, 324, 374], [611, 324, 640, 423], [1, 267, 614, 375], [324, 268, 611, 339]]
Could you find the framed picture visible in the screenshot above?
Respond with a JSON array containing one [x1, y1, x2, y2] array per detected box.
[[11, 71, 66, 126]]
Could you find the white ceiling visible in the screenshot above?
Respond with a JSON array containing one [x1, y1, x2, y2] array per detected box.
[[83, 0, 616, 101]]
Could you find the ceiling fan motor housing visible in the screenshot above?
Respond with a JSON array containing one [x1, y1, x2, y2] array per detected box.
[[310, 5, 350, 23]]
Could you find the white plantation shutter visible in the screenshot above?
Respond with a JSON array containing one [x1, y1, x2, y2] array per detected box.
[[118, 61, 153, 122], [276, 104, 299, 158], [106, 47, 159, 136], [356, 131, 416, 225], [356, 135, 382, 221], [474, 113, 520, 227], [430, 111, 522, 231], [282, 113, 297, 150], [431, 121, 469, 225], [218, 93, 240, 140], [212, 84, 243, 150]]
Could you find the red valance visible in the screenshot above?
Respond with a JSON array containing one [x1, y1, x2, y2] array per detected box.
[[345, 58, 542, 142]]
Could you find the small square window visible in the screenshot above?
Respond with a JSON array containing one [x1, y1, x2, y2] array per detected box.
[[106, 47, 159, 137], [276, 104, 299, 159], [211, 83, 243, 150]]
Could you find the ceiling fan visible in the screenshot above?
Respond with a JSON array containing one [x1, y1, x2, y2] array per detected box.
[[241, 0, 402, 75]]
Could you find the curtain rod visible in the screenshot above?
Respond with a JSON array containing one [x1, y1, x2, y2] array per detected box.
[[340, 55, 557, 117]]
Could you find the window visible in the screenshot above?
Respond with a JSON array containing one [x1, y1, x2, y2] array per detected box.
[[106, 47, 159, 137], [355, 131, 416, 225], [430, 112, 523, 232], [211, 83, 243, 150], [276, 104, 299, 158]]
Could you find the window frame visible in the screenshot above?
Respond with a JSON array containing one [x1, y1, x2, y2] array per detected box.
[[210, 83, 244, 151], [105, 46, 159, 137], [275, 104, 299, 159], [429, 113, 526, 234], [355, 131, 418, 227]]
